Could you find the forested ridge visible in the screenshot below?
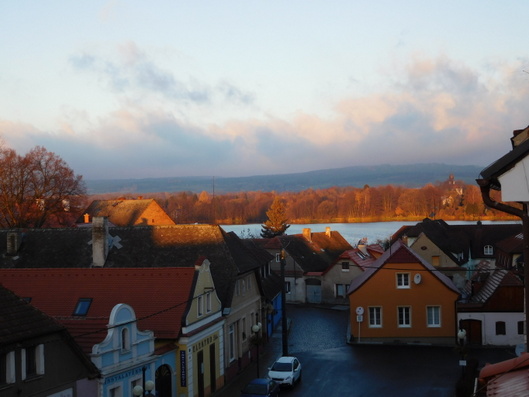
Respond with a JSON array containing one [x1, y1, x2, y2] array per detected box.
[[90, 175, 517, 225]]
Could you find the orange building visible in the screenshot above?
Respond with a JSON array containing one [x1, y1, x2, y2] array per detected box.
[[348, 240, 460, 345]]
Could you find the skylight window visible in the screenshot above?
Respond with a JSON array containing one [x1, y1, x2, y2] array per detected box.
[[73, 298, 92, 316]]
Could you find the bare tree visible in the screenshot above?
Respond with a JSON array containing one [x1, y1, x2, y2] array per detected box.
[[0, 146, 86, 228]]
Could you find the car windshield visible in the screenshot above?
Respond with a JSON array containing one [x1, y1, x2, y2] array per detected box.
[[242, 383, 267, 395], [271, 362, 292, 371]]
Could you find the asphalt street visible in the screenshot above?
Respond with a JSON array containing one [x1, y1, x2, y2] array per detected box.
[[214, 304, 516, 397]]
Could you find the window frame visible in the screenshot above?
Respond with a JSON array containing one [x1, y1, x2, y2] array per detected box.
[[426, 306, 441, 328], [341, 261, 350, 272], [368, 306, 382, 328], [396, 273, 410, 289], [397, 306, 411, 328], [495, 321, 506, 335], [484, 245, 494, 255], [73, 298, 92, 316], [335, 284, 346, 297]]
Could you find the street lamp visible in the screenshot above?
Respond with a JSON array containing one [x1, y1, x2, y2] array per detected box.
[[457, 329, 467, 377], [132, 366, 155, 397], [252, 322, 262, 378]]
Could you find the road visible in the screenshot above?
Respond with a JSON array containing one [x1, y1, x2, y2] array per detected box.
[[215, 304, 516, 397]]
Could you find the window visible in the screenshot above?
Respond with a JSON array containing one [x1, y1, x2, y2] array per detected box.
[[341, 262, 350, 272], [109, 386, 122, 397], [484, 245, 494, 255], [228, 324, 235, 361], [206, 292, 212, 313], [275, 253, 280, 262], [197, 295, 203, 316], [431, 256, 440, 267], [397, 307, 411, 327], [369, 307, 382, 327], [242, 317, 247, 341], [73, 298, 92, 316], [427, 306, 441, 327], [496, 321, 506, 335], [241, 279, 246, 295], [285, 281, 291, 294], [22, 344, 44, 380], [248, 277, 252, 291], [335, 284, 346, 297], [396, 273, 410, 289], [121, 328, 130, 351], [518, 321, 525, 335]]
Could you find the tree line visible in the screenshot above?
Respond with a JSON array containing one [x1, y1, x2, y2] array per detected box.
[[0, 141, 515, 229], [92, 175, 517, 225]]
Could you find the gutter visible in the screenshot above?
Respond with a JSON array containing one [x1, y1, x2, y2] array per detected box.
[[476, 178, 529, 353]]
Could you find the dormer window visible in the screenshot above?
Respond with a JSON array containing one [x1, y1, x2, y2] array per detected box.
[[73, 298, 92, 316], [484, 245, 493, 255]]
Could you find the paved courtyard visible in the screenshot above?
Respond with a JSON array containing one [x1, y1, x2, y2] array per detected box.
[[215, 304, 516, 397]]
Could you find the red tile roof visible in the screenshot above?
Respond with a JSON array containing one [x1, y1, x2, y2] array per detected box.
[[478, 353, 529, 396], [0, 268, 197, 354]]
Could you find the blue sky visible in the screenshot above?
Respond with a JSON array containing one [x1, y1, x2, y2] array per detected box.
[[1, 1, 529, 180]]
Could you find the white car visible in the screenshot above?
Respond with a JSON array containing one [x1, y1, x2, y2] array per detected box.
[[267, 356, 302, 387]]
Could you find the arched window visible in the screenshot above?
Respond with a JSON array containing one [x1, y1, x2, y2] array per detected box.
[[484, 245, 494, 255], [121, 328, 130, 351]]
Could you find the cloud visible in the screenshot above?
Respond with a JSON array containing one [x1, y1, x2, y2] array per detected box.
[[69, 42, 254, 107], [3, 54, 529, 180]]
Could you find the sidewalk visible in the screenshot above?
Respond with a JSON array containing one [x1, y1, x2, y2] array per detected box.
[[213, 319, 291, 397]]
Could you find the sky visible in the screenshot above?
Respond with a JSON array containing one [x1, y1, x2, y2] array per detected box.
[[1, 1, 529, 181]]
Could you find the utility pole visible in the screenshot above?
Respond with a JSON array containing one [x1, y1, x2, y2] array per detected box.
[[280, 248, 289, 356]]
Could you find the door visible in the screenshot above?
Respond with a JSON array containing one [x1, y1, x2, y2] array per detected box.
[[460, 319, 482, 345], [209, 343, 216, 393], [197, 350, 204, 397], [306, 285, 321, 303]]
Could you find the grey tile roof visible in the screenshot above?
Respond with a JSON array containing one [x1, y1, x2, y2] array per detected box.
[[0, 284, 65, 346]]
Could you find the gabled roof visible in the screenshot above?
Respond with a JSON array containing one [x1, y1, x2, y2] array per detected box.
[[78, 199, 175, 226], [0, 224, 261, 310], [480, 130, 529, 189], [335, 245, 381, 272], [0, 284, 65, 346], [348, 240, 460, 295], [278, 229, 353, 273], [0, 267, 197, 354], [392, 218, 522, 260], [461, 267, 523, 305]]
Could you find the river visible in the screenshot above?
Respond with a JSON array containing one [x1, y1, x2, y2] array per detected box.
[[221, 220, 522, 246]]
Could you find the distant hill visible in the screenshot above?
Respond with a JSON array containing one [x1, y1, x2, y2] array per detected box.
[[85, 163, 484, 195]]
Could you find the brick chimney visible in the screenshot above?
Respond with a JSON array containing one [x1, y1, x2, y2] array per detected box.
[[302, 228, 312, 242], [92, 217, 109, 267]]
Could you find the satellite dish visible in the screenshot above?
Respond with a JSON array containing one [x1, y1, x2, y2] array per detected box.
[[413, 273, 422, 284]]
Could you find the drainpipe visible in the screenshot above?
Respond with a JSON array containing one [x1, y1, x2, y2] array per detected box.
[[476, 178, 529, 353]]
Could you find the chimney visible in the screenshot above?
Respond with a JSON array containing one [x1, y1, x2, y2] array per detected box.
[[7, 232, 22, 256], [325, 227, 331, 237], [358, 237, 368, 254], [302, 228, 312, 242], [83, 213, 90, 223], [92, 217, 109, 267]]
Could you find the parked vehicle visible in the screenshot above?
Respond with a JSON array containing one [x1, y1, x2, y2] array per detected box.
[[267, 356, 302, 387], [240, 378, 280, 397]]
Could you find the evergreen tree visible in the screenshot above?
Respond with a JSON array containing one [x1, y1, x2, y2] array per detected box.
[[261, 197, 290, 238]]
